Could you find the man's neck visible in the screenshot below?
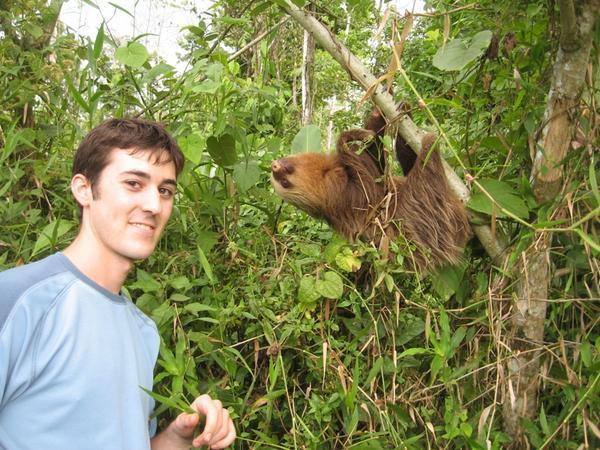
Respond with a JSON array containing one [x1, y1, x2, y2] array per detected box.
[[63, 236, 132, 295]]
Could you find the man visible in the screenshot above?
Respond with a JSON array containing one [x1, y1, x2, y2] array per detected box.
[[0, 119, 236, 449]]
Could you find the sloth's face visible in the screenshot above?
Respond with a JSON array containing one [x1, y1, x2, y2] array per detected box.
[[270, 153, 347, 217]]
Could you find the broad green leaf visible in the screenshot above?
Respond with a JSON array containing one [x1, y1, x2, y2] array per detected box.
[[24, 23, 43, 39], [291, 125, 321, 153], [115, 42, 149, 68], [192, 80, 221, 94], [396, 317, 425, 346], [206, 133, 237, 167], [431, 263, 466, 300], [468, 178, 530, 219], [433, 30, 493, 71], [315, 271, 344, 299], [130, 269, 161, 293], [168, 276, 190, 290], [298, 275, 320, 305], [233, 161, 260, 193], [196, 230, 219, 254], [178, 133, 204, 165], [323, 236, 347, 265], [335, 248, 361, 272], [31, 219, 74, 257], [169, 293, 189, 302], [143, 62, 175, 83]]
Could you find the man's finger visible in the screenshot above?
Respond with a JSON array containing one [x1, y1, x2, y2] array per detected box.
[[190, 395, 221, 445], [209, 424, 236, 450]]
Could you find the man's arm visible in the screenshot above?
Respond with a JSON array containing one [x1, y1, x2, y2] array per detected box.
[[150, 394, 236, 450]]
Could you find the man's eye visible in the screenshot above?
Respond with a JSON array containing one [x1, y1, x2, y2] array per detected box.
[[126, 180, 141, 188], [159, 188, 175, 198]]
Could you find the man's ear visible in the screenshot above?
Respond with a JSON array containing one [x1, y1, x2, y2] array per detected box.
[[70, 174, 93, 207]]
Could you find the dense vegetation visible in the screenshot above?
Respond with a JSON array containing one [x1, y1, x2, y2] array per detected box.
[[1, 0, 598, 448]]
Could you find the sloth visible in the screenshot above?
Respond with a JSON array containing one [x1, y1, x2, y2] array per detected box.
[[270, 108, 471, 270]]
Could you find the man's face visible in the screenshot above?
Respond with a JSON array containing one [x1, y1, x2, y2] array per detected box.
[[81, 148, 177, 263]]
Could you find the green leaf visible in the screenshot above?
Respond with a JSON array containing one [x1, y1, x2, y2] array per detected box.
[[291, 125, 321, 153], [178, 133, 204, 165], [398, 347, 431, 359], [168, 276, 190, 290], [298, 275, 321, 305], [108, 1, 134, 18], [140, 387, 193, 414], [31, 219, 74, 257], [233, 161, 260, 193], [184, 303, 217, 315], [65, 75, 90, 113], [143, 62, 175, 83], [575, 229, 600, 253], [315, 271, 344, 299], [430, 355, 444, 381], [24, 23, 44, 39], [580, 341, 592, 368], [450, 327, 467, 352], [468, 178, 530, 219], [93, 23, 105, 59], [431, 263, 466, 300], [130, 269, 161, 293], [589, 157, 599, 208], [197, 246, 215, 284], [433, 30, 493, 71], [396, 317, 425, 346], [192, 80, 221, 94], [335, 248, 362, 272], [364, 356, 384, 386], [206, 134, 237, 167], [115, 42, 149, 68]]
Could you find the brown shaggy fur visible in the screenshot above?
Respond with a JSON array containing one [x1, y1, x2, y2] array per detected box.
[[271, 110, 471, 270]]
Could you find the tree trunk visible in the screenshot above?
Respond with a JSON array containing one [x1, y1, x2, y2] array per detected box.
[[503, 1, 600, 446]]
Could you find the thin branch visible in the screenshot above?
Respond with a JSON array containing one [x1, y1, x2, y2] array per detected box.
[[228, 16, 290, 62]]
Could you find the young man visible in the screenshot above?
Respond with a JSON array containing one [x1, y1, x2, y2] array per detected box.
[[0, 119, 236, 449]]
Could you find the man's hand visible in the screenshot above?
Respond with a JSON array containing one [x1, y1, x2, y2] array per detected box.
[[151, 394, 236, 450]]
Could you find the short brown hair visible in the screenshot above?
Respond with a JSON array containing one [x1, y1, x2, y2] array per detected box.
[[73, 118, 185, 194]]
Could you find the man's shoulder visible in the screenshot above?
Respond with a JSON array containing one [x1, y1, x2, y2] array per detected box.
[[0, 253, 74, 329]]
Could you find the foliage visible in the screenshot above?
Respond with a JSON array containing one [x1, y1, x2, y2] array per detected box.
[[0, 0, 598, 449]]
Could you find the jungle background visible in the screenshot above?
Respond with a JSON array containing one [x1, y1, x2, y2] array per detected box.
[[1, 0, 598, 448]]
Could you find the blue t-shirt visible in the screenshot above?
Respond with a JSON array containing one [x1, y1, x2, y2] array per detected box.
[[0, 253, 160, 450]]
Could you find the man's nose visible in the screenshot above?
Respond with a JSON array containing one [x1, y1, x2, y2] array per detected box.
[[142, 189, 162, 214]]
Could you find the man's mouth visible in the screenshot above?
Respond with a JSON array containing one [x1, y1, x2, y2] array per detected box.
[[130, 222, 156, 231]]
